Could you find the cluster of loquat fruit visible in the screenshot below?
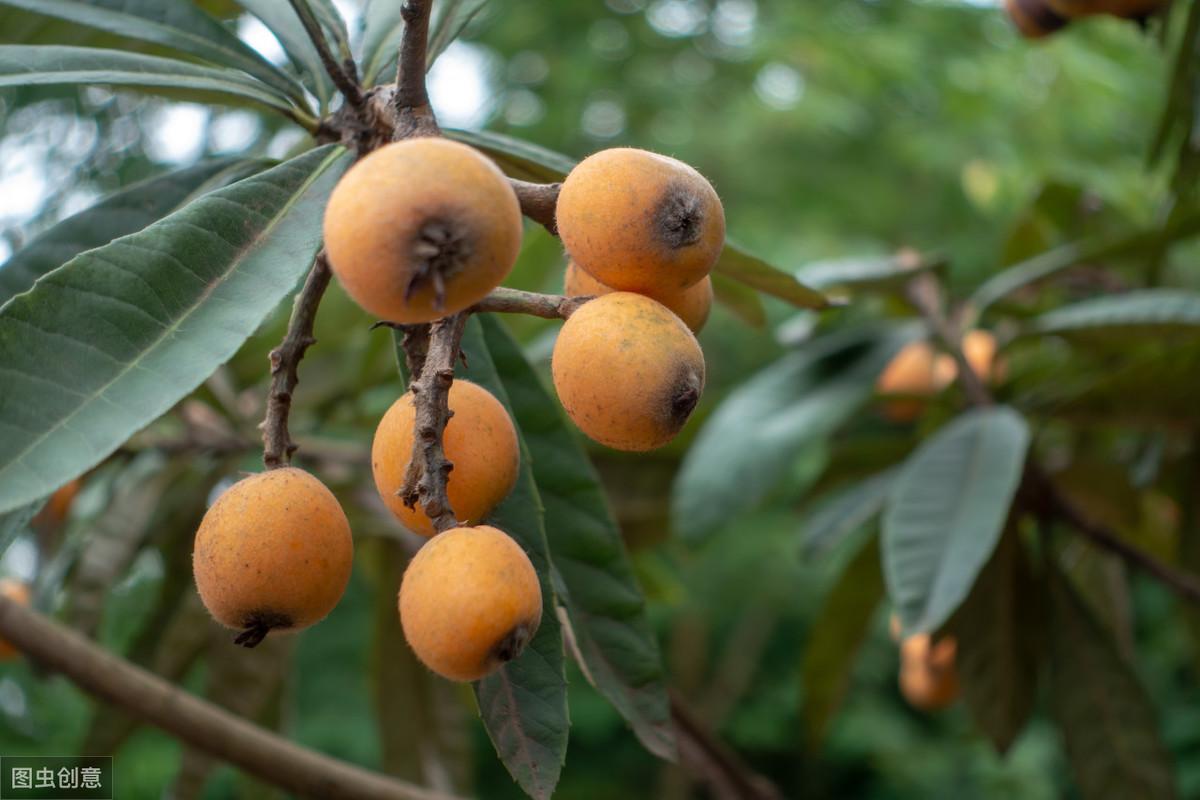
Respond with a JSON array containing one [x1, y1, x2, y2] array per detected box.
[[875, 329, 1002, 422], [1004, 0, 1166, 38], [191, 138, 724, 681]]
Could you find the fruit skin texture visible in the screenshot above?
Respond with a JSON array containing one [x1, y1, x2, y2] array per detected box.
[[372, 380, 519, 537], [564, 260, 712, 334], [876, 340, 956, 421], [899, 633, 960, 711], [0, 580, 31, 660], [552, 292, 705, 452], [557, 148, 725, 295], [400, 525, 542, 682], [192, 468, 353, 637], [323, 138, 522, 324]]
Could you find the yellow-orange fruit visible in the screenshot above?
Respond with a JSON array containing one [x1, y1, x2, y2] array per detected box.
[[889, 613, 902, 642], [556, 148, 725, 295], [31, 478, 81, 532], [192, 468, 353, 645], [876, 341, 956, 421], [962, 329, 1005, 384], [564, 260, 712, 333], [372, 380, 519, 537], [899, 633, 960, 711], [399, 525, 542, 682], [1005, 0, 1070, 37], [323, 138, 522, 323], [0, 580, 31, 660], [552, 292, 705, 451]]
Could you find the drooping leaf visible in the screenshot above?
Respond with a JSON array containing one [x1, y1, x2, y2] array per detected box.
[[799, 467, 898, 560], [711, 272, 766, 327], [236, 0, 335, 109], [0, 145, 351, 514], [456, 319, 568, 800], [479, 314, 674, 761], [0, 45, 303, 117], [0, 0, 308, 106], [0, 157, 268, 308], [882, 406, 1030, 635], [714, 245, 834, 311], [793, 252, 932, 292], [1030, 289, 1200, 340], [1048, 565, 1177, 800], [800, 534, 884, 748], [948, 530, 1040, 755], [674, 326, 911, 545]]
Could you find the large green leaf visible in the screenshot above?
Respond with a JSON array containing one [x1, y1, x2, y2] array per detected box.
[[446, 129, 831, 310], [882, 406, 1030, 635], [0, 45, 303, 117], [1048, 565, 1177, 800], [478, 314, 674, 761], [799, 467, 898, 560], [0, 0, 308, 106], [674, 327, 910, 545], [948, 530, 1040, 755], [793, 252, 933, 292], [1031, 289, 1200, 339], [800, 534, 884, 748], [0, 158, 268, 308], [0, 145, 351, 514], [710, 272, 767, 327], [359, 0, 406, 86], [457, 319, 568, 800], [236, 0, 335, 110]]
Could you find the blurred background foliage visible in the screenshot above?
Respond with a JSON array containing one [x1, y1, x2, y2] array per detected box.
[[1, 0, 1198, 798]]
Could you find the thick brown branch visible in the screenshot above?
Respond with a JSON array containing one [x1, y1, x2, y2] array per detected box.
[[905, 271, 1200, 606], [399, 313, 468, 532], [0, 595, 457, 800], [286, 0, 364, 110], [472, 287, 591, 319], [393, 0, 439, 138], [511, 179, 561, 235], [260, 253, 332, 469]]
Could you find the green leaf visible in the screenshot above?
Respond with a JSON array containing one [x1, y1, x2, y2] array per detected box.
[[711, 272, 766, 327], [478, 314, 674, 761], [794, 252, 931, 292], [882, 406, 1030, 635], [0, 0, 308, 107], [0, 499, 41, 558], [799, 467, 898, 560], [948, 530, 1040, 755], [714, 245, 834, 311], [0, 145, 351, 514], [1031, 289, 1200, 339], [304, 0, 351, 61], [0, 45, 304, 118], [457, 319, 568, 800], [0, 157, 268, 308], [1048, 565, 1177, 800], [359, 0, 406, 86], [428, 0, 489, 64], [800, 534, 884, 748], [674, 327, 910, 545], [237, 0, 335, 109]]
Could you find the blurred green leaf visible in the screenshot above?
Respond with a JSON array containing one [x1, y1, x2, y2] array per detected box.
[[674, 327, 910, 545], [359, 0, 406, 86], [949, 530, 1040, 755], [236, 0, 335, 109], [0, 145, 351, 514], [0, 499, 41, 558], [479, 314, 674, 761], [799, 467, 898, 560], [0, 157, 268, 308], [0, 0, 308, 106], [458, 319, 569, 800], [882, 406, 1030, 635], [800, 533, 883, 748], [428, 0, 489, 64], [793, 252, 931, 292], [711, 272, 766, 328], [1049, 564, 1177, 800], [1030, 289, 1200, 339], [714, 245, 833, 311], [0, 45, 305, 118]]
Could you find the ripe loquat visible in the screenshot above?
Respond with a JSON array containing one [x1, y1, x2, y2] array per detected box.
[[563, 259, 712, 333], [323, 138, 522, 323], [372, 379, 519, 537], [556, 148, 725, 295], [399, 525, 542, 682], [552, 292, 705, 452], [876, 340, 956, 422], [192, 468, 353, 646]]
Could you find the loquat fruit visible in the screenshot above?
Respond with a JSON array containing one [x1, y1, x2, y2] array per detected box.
[[0, 579, 31, 660], [898, 633, 960, 711], [564, 259, 712, 333], [323, 138, 522, 323], [192, 468, 353, 646], [876, 340, 956, 422], [1004, 0, 1070, 37], [399, 525, 542, 682], [556, 148, 725, 295], [552, 292, 705, 452], [31, 478, 81, 532], [372, 379, 519, 537]]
